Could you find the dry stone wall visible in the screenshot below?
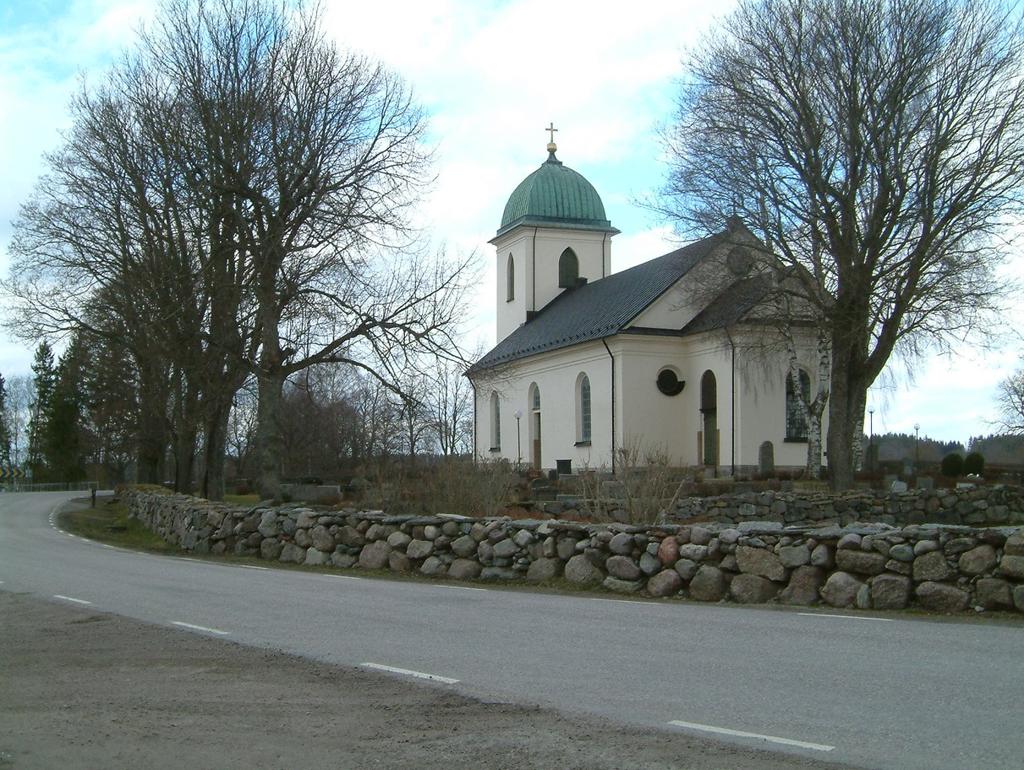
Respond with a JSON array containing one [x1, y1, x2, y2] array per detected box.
[[667, 485, 1024, 528], [122, 489, 1024, 615]]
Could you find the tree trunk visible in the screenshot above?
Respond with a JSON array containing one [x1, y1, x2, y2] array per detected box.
[[826, 340, 868, 491], [136, 363, 169, 485], [201, 402, 231, 501], [173, 426, 196, 493], [255, 370, 285, 500]]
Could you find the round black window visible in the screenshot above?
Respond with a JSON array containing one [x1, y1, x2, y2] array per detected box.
[[657, 369, 685, 396]]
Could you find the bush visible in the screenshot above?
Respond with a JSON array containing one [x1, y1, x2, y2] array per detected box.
[[941, 453, 964, 477], [963, 451, 985, 476]]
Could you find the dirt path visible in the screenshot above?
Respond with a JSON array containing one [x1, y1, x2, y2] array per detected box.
[[0, 591, 855, 770]]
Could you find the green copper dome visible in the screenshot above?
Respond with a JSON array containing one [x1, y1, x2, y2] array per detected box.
[[496, 151, 617, 238]]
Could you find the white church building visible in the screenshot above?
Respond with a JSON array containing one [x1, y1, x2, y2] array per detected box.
[[467, 137, 825, 476]]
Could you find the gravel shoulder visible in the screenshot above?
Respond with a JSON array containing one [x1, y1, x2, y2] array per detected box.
[[0, 591, 856, 770]]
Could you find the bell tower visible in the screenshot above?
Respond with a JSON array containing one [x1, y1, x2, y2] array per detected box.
[[491, 125, 619, 342]]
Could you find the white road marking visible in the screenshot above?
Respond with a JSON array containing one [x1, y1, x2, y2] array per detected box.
[[53, 594, 92, 606], [238, 565, 269, 571], [668, 720, 835, 752], [171, 621, 230, 636], [798, 612, 893, 622], [361, 662, 459, 684], [326, 574, 362, 580], [179, 557, 202, 562], [100, 544, 116, 550], [431, 584, 487, 592]]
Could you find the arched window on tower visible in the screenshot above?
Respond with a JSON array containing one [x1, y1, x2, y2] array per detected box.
[[490, 391, 501, 451], [558, 248, 579, 288], [506, 253, 515, 301], [575, 373, 592, 444], [785, 369, 811, 441]]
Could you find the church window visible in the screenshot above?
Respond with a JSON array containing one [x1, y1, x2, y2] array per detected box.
[[531, 385, 541, 411], [785, 368, 811, 441], [506, 253, 515, 301], [576, 373, 592, 444], [558, 248, 579, 288], [490, 391, 501, 451]]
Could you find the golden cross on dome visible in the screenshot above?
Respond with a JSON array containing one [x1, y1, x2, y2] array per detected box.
[[545, 122, 558, 144]]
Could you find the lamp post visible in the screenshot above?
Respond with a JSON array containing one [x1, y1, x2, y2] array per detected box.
[[868, 407, 874, 472], [513, 409, 523, 471], [914, 422, 920, 472]]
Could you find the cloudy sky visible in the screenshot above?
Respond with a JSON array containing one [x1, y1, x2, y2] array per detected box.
[[1, 0, 1021, 445]]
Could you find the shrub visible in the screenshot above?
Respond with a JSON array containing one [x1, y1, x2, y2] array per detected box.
[[963, 451, 985, 476], [941, 453, 964, 477]]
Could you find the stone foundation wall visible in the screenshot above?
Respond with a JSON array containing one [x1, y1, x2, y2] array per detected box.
[[667, 484, 1024, 528], [122, 488, 1024, 615]]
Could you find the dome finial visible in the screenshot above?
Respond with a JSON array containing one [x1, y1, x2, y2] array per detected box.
[[545, 121, 559, 159]]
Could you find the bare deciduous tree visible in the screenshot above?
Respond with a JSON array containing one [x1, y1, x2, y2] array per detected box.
[[660, 0, 1024, 489], [997, 366, 1024, 435]]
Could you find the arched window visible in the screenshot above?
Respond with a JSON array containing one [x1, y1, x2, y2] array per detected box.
[[576, 373, 592, 444], [558, 248, 579, 288], [785, 368, 811, 441], [506, 253, 515, 302], [528, 383, 542, 469], [490, 391, 501, 450]]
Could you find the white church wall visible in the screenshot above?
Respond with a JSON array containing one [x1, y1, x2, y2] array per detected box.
[[493, 230, 531, 342], [472, 341, 614, 471], [608, 335, 735, 470], [532, 228, 611, 312]]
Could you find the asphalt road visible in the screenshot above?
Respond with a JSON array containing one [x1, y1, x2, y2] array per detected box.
[[1, 492, 1021, 770]]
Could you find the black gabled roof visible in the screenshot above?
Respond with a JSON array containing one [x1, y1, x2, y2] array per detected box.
[[680, 274, 774, 336], [467, 231, 728, 374]]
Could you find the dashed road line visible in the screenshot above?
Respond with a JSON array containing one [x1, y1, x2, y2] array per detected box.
[[326, 574, 362, 580], [99, 544, 116, 550], [171, 621, 230, 635], [238, 565, 269, 571], [798, 612, 893, 622], [53, 594, 92, 606], [668, 720, 835, 752], [360, 662, 459, 684]]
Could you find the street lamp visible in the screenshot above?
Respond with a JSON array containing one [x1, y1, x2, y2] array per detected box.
[[513, 409, 523, 471], [868, 407, 875, 472], [914, 422, 920, 471]]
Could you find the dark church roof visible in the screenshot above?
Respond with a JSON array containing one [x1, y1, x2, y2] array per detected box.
[[467, 231, 733, 374]]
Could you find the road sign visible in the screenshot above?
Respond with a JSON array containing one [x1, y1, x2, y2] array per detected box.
[[0, 466, 26, 480]]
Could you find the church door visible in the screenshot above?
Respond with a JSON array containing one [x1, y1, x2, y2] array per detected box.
[[529, 383, 542, 469], [700, 370, 718, 467]]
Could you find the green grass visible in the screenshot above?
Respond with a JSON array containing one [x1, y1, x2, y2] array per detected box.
[[59, 498, 173, 553], [223, 493, 260, 505]]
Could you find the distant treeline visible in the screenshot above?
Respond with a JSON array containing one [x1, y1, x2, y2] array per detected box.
[[866, 432, 1024, 466]]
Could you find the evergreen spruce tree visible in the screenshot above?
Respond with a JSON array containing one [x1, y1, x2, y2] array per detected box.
[[43, 337, 87, 482], [0, 373, 12, 468], [27, 342, 56, 480]]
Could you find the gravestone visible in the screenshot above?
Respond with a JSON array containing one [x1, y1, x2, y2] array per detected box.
[[758, 441, 775, 476]]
